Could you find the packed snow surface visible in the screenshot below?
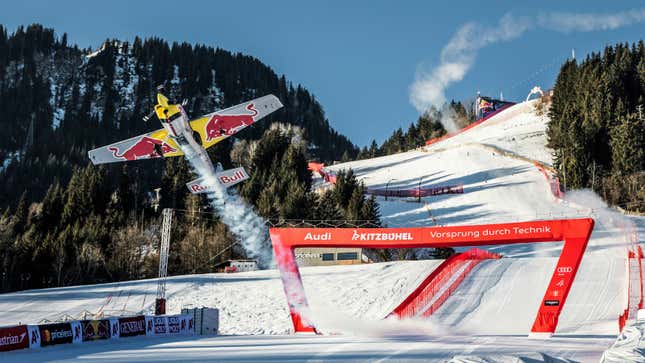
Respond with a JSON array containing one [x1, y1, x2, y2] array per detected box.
[[0, 334, 614, 362]]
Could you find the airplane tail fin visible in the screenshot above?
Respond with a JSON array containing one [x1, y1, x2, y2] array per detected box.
[[186, 167, 250, 194]]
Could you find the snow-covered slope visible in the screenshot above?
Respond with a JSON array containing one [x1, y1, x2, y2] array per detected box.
[[0, 260, 440, 334], [430, 255, 626, 335], [323, 98, 643, 337], [2, 98, 645, 362], [327, 100, 634, 258]]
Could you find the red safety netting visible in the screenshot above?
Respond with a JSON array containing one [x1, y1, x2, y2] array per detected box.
[[619, 245, 643, 332], [366, 184, 464, 198], [389, 248, 501, 319], [534, 162, 563, 199]]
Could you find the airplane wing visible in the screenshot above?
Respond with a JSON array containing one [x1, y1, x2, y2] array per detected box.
[[190, 94, 283, 149], [88, 128, 183, 165]]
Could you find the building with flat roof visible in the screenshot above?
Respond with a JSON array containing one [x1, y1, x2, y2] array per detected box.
[[294, 248, 364, 266]]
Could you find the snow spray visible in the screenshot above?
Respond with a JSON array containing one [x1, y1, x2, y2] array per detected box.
[[564, 189, 639, 250], [309, 303, 451, 338]]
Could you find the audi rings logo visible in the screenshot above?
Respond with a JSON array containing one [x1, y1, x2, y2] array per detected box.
[[557, 266, 572, 273]]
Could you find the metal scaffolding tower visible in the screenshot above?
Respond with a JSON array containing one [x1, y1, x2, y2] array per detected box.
[[155, 208, 173, 314]]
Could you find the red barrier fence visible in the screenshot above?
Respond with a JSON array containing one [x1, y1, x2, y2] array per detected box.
[[425, 103, 515, 147], [389, 248, 501, 319], [270, 218, 594, 336], [367, 184, 464, 198], [308, 162, 465, 198], [534, 162, 563, 199], [619, 245, 643, 332]]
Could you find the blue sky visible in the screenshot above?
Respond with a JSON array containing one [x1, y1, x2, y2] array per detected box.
[[2, 1, 645, 146]]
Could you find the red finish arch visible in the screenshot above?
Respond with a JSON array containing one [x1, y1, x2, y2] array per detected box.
[[269, 218, 594, 337]]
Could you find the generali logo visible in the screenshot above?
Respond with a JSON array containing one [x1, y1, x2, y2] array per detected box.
[[0, 332, 26, 346], [304, 232, 331, 241]]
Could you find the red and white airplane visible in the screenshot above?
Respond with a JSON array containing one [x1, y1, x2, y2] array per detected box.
[[88, 90, 283, 194]]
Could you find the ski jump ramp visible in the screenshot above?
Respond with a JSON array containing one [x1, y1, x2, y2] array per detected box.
[[270, 218, 594, 337]]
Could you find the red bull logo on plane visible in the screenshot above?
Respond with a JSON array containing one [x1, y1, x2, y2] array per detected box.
[[186, 167, 250, 194], [190, 184, 210, 193], [109, 137, 177, 160], [219, 170, 246, 185], [205, 103, 258, 141]]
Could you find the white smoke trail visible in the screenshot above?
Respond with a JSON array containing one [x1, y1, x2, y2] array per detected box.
[[410, 8, 645, 126], [205, 184, 274, 268], [183, 151, 274, 268], [410, 14, 531, 118]]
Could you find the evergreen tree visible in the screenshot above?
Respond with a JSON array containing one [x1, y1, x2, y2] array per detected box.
[[312, 191, 343, 221], [547, 41, 645, 210], [610, 112, 645, 175]]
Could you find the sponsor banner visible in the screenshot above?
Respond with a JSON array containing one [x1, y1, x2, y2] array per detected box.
[[0, 325, 29, 352], [152, 316, 168, 336], [164, 315, 194, 336], [118, 316, 146, 338], [274, 220, 567, 249], [82, 319, 111, 341], [71, 320, 82, 344], [39, 322, 73, 347], [167, 315, 182, 335], [28, 325, 40, 348], [109, 318, 120, 340]]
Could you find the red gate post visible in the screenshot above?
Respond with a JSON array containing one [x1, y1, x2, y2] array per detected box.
[[271, 233, 317, 333], [529, 219, 593, 337]]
